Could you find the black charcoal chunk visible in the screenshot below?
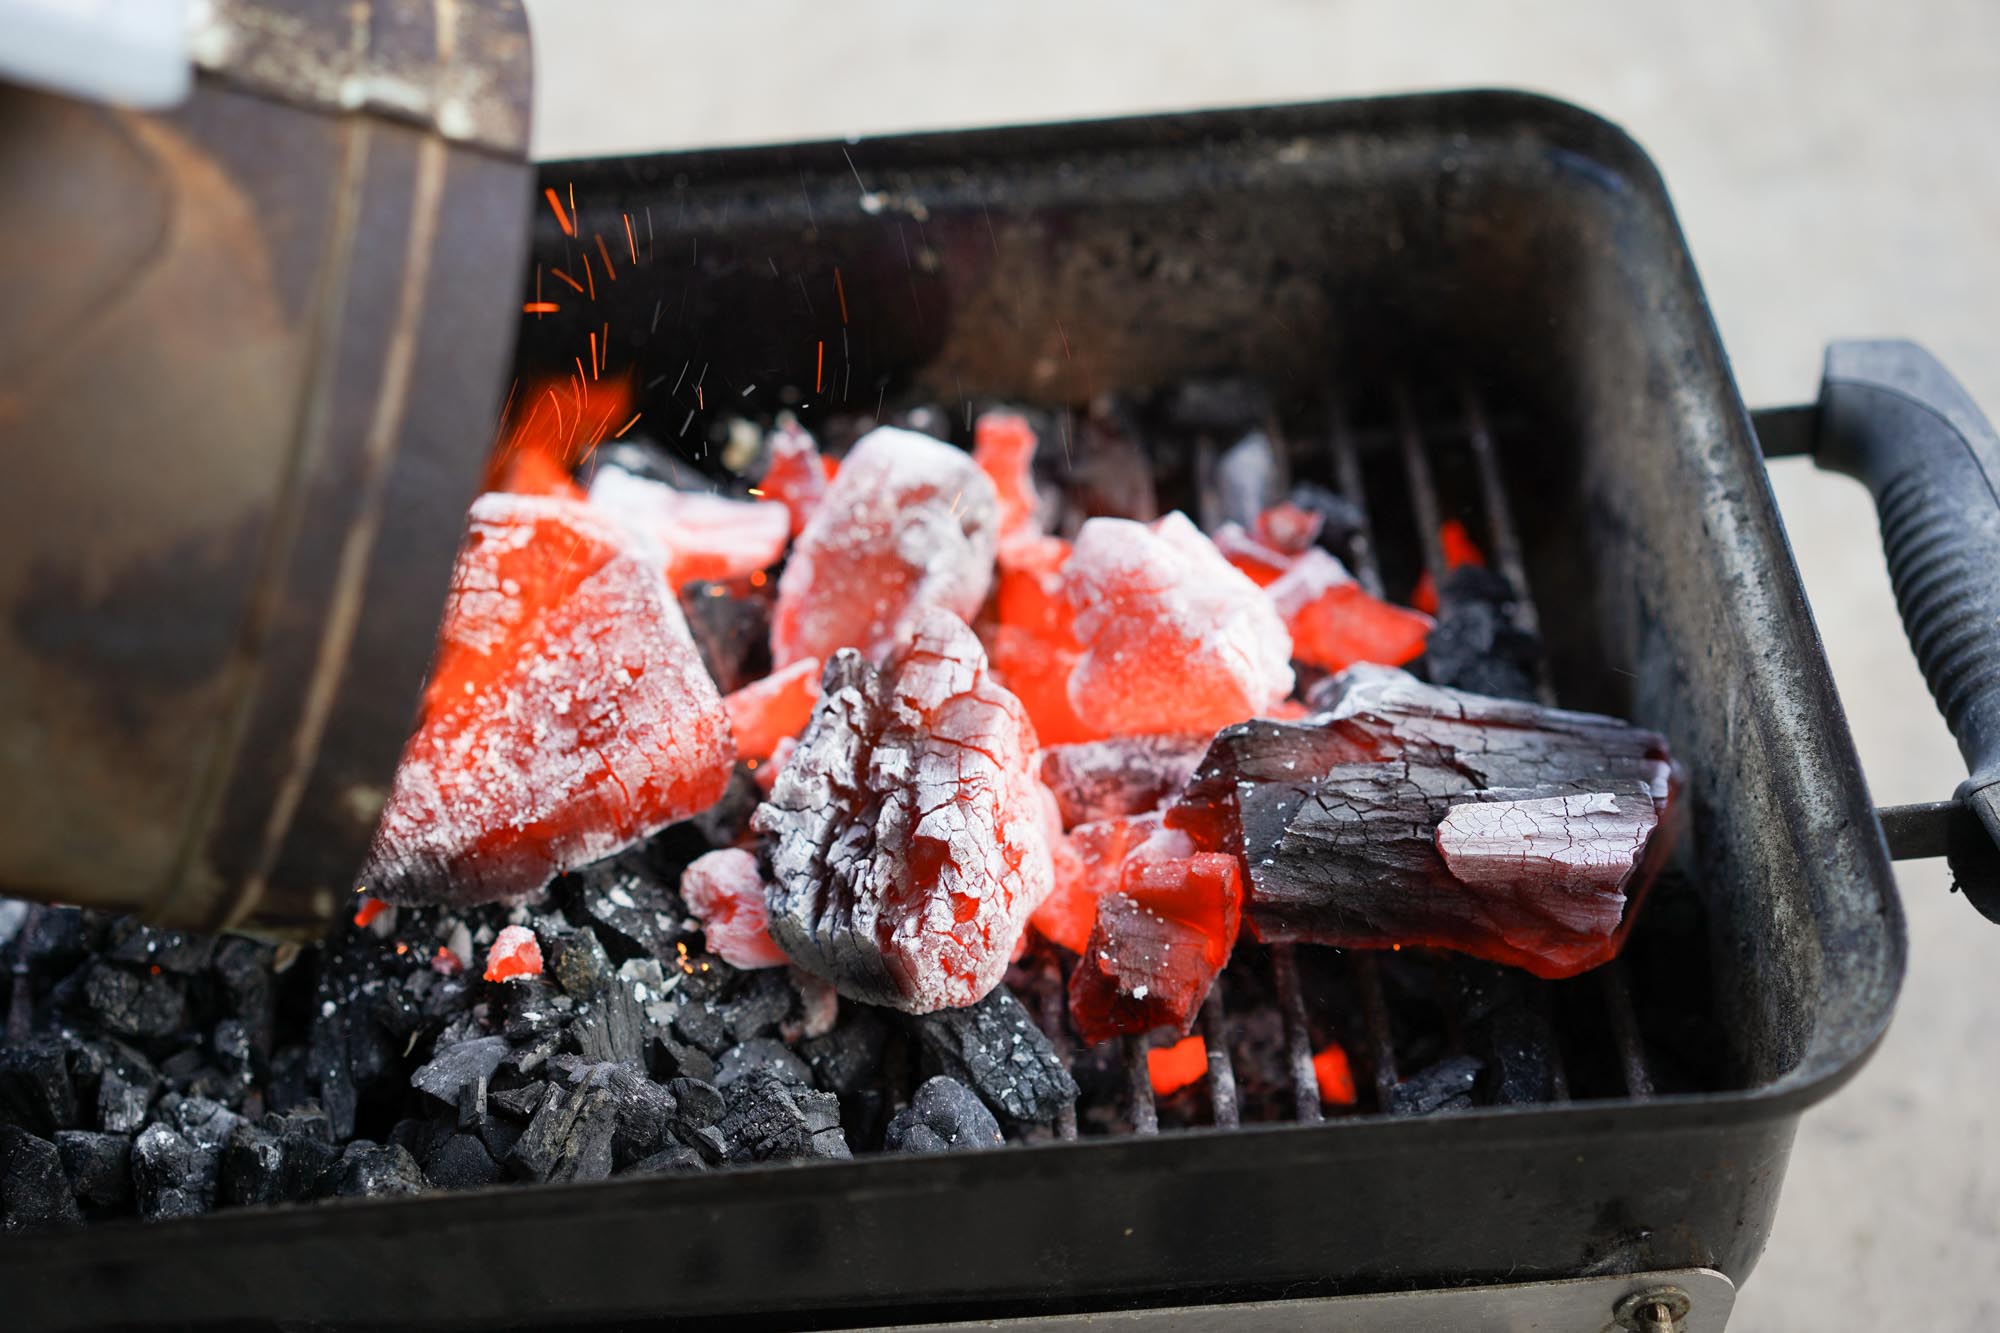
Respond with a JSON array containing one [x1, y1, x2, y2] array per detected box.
[[333, 1141, 428, 1198], [97, 1044, 160, 1133], [884, 1076, 1003, 1154], [593, 1065, 680, 1168], [211, 1018, 256, 1083], [411, 1036, 510, 1108], [81, 962, 186, 1039], [911, 989, 1076, 1131], [389, 1116, 451, 1166], [679, 580, 772, 696], [1478, 1005, 1558, 1106], [1419, 566, 1541, 702], [488, 1080, 545, 1121], [277, 1130, 340, 1203], [219, 1126, 286, 1208], [172, 1096, 246, 1151], [570, 977, 655, 1066], [55, 1130, 131, 1214], [647, 1034, 717, 1084], [424, 1132, 502, 1190], [801, 1008, 890, 1097], [500, 980, 573, 1042], [692, 766, 763, 847], [507, 1075, 619, 1184], [0, 1040, 76, 1135], [715, 1039, 811, 1090], [1286, 482, 1369, 563], [715, 969, 794, 1044], [717, 1068, 849, 1163], [211, 935, 275, 1019], [574, 860, 690, 963], [1, 1126, 82, 1229], [1387, 1054, 1485, 1116], [622, 1144, 704, 1175], [104, 921, 213, 974], [132, 1122, 217, 1216], [550, 928, 613, 999], [665, 1078, 723, 1128], [671, 999, 729, 1055]]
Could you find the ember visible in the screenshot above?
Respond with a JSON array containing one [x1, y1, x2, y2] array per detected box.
[[681, 850, 787, 970], [359, 494, 735, 906], [1147, 1035, 1208, 1096], [754, 609, 1054, 1012], [724, 657, 822, 762], [483, 927, 542, 983]]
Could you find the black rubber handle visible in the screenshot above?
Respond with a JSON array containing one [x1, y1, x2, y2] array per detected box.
[[1811, 340, 2000, 855]]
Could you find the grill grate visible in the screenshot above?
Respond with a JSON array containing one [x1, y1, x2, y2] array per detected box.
[[1061, 386, 1661, 1132]]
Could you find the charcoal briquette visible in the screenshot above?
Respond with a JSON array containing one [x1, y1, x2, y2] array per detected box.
[[716, 1039, 811, 1090], [883, 1076, 1003, 1154], [411, 1036, 510, 1108], [1387, 1054, 1485, 1116], [0, 1040, 76, 1135], [911, 988, 1077, 1131], [218, 1125, 286, 1208], [55, 1129, 131, 1215], [1, 1125, 83, 1229], [333, 1141, 428, 1198], [424, 1132, 502, 1190], [81, 962, 186, 1039]]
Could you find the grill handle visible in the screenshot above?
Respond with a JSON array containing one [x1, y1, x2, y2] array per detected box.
[[1759, 340, 2000, 920]]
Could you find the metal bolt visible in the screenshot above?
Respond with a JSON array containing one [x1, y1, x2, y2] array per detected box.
[[1614, 1285, 1693, 1332]]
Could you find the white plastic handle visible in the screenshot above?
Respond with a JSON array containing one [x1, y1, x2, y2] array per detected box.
[[0, 0, 191, 109]]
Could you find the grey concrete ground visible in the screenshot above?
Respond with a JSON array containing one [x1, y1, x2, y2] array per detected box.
[[528, 4, 2000, 1325]]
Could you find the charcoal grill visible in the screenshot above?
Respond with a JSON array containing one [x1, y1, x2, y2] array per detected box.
[[10, 66, 2000, 1333]]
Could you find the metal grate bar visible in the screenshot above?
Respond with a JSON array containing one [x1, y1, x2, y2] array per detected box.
[[1199, 987, 1241, 1129], [1393, 386, 1449, 585], [1599, 958, 1655, 1098], [1329, 401, 1386, 599], [1124, 1034, 1160, 1134], [1351, 953, 1399, 1110], [1271, 945, 1324, 1123]]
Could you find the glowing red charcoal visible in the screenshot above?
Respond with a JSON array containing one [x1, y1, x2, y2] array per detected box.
[[1255, 500, 1324, 555], [1032, 812, 1161, 954], [724, 657, 822, 762], [483, 926, 543, 983], [760, 419, 828, 536], [360, 494, 735, 906], [972, 410, 1044, 547], [484, 375, 632, 501], [1064, 513, 1293, 736], [990, 534, 1098, 745], [1266, 548, 1432, 672], [1067, 829, 1243, 1044], [681, 848, 787, 969], [1313, 1042, 1357, 1105], [1411, 518, 1488, 614], [770, 427, 999, 667], [753, 609, 1053, 1012], [1147, 1035, 1208, 1096], [587, 467, 790, 588]]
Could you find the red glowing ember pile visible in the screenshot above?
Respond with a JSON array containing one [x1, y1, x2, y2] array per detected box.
[[361, 402, 1675, 1059]]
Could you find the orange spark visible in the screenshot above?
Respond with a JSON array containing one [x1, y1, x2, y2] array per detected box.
[[614, 411, 643, 439], [588, 334, 598, 381], [623, 212, 638, 264], [600, 322, 609, 373], [543, 186, 576, 237], [523, 301, 559, 315], [582, 253, 596, 300], [815, 339, 824, 393], [594, 233, 618, 281], [834, 266, 848, 324], [551, 268, 585, 294]]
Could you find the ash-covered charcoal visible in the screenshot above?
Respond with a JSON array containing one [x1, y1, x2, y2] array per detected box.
[[333, 1141, 428, 1198], [80, 961, 187, 1040], [717, 1067, 849, 1163], [756, 610, 1054, 1013], [910, 988, 1076, 1131], [1034, 811, 1162, 955], [1175, 664, 1674, 978], [586, 465, 791, 589], [682, 850, 787, 970], [361, 493, 735, 907], [1039, 735, 1210, 829], [56, 1129, 131, 1216], [760, 418, 829, 538], [973, 411, 1049, 548], [1064, 513, 1294, 735], [0, 1039, 75, 1135], [1419, 566, 1542, 701], [990, 533, 1093, 746], [884, 1076, 1003, 1154], [1068, 838, 1244, 1045], [724, 659, 822, 765], [679, 578, 773, 696], [1, 1125, 81, 1229], [1387, 1054, 1484, 1116], [770, 426, 999, 667], [1204, 430, 1285, 533]]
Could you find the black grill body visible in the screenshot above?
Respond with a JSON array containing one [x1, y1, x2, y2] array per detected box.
[[0, 92, 1905, 1331]]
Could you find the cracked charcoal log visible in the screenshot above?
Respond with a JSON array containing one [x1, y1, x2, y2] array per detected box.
[[362, 494, 734, 907], [1, 1125, 81, 1229], [1067, 844, 1243, 1045], [1175, 665, 1673, 978], [716, 1039, 812, 1090], [717, 1068, 849, 1163], [55, 1130, 131, 1215], [333, 1142, 428, 1198], [911, 988, 1076, 1130], [1388, 1054, 1485, 1116], [568, 976, 655, 1067], [0, 1040, 75, 1135], [1038, 735, 1210, 829], [410, 1037, 510, 1109], [755, 609, 1054, 1013], [1419, 566, 1541, 701], [81, 962, 186, 1039], [884, 1076, 1004, 1154], [770, 426, 999, 667]]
